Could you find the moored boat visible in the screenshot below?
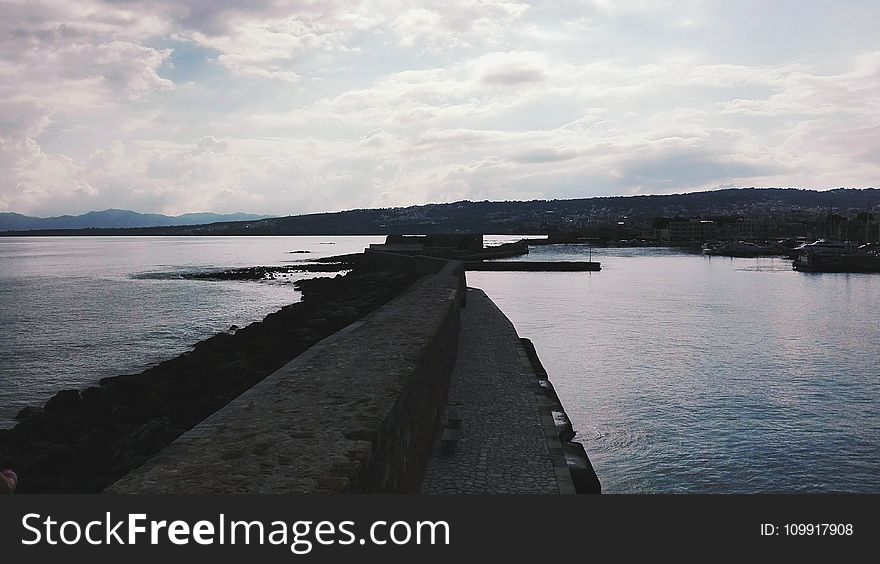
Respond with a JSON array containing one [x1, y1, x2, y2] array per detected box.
[[792, 241, 880, 272], [702, 240, 782, 257]]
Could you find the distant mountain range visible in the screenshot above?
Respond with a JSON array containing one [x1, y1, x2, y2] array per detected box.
[[2, 188, 878, 236], [0, 209, 272, 231]]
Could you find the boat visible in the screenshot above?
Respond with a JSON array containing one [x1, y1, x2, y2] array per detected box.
[[702, 240, 782, 257], [790, 239, 855, 257], [792, 240, 880, 272]]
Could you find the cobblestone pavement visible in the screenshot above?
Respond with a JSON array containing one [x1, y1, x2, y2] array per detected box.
[[420, 288, 561, 494]]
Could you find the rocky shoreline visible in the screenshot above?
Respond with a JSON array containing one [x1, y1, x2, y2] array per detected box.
[[0, 265, 417, 493], [135, 253, 362, 281]]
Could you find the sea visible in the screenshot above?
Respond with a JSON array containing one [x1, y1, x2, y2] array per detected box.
[[0, 236, 382, 426], [1, 236, 878, 493]]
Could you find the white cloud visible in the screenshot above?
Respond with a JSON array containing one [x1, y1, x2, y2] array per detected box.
[[388, 0, 528, 50], [0, 1, 878, 216]]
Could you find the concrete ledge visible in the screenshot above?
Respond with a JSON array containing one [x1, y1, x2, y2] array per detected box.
[[466, 261, 601, 271], [421, 290, 568, 493], [107, 260, 465, 493], [520, 338, 601, 494]]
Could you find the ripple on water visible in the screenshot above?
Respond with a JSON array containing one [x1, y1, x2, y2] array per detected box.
[[472, 246, 880, 493], [0, 235, 385, 426]]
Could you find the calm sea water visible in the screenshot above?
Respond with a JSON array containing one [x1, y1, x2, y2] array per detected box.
[[2, 237, 877, 493], [0, 236, 382, 426], [471, 244, 880, 493]]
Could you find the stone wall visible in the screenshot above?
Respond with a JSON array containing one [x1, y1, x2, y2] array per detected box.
[[107, 260, 466, 493]]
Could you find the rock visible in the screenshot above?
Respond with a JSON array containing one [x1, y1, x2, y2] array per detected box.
[[99, 374, 150, 397], [45, 444, 78, 467], [2, 264, 418, 492], [79, 386, 114, 417], [111, 417, 173, 461], [67, 457, 110, 493], [44, 390, 81, 412], [15, 406, 42, 420], [0, 428, 23, 447], [74, 429, 112, 456]]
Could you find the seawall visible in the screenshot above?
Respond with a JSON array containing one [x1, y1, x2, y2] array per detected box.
[[420, 289, 600, 494], [108, 252, 598, 494], [465, 261, 601, 271], [0, 268, 419, 493], [109, 258, 465, 493]]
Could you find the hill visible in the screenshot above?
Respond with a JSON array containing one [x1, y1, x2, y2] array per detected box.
[[0, 209, 271, 231], [2, 188, 878, 236], [163, 187, 880, 235]]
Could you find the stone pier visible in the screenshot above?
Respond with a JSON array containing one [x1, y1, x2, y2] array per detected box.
[[107, 253, 598, 494], [420, 288, 576, 494]]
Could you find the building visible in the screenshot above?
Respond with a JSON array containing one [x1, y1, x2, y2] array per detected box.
[[669, 219, 717, 243], [369, 234, 484, 257]]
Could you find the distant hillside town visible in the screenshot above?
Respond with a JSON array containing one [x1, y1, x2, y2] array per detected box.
[[2, 188, 878, 243]]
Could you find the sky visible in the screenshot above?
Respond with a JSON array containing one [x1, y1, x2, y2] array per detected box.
[[1, 1, 878, 217]]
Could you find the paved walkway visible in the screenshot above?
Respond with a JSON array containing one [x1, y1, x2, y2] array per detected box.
[[420, 288, 564, 493]]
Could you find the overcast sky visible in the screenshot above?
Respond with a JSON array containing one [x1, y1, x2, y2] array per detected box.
[[1, 1, 878, 216]]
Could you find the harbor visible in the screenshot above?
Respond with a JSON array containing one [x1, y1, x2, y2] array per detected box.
[[702, 238, 880, 273], [2, 234, 879, 494]]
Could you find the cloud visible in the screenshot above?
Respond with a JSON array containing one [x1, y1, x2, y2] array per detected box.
[[718, 52, 880, 118], [0, 1, 177, 214], [0, 1, 878, 215], [481, 67, 546, 85], [388, 1, 528, 50], [510, 147, 578, 164], [193, 135, 229, 153]]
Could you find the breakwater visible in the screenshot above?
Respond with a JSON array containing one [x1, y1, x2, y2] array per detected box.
[[520, 338, 601, 494], [420, 289, 600, 494], [2, 246, 599, 494], [466, 261, 601, 271], [0, 268, 417, 493], [109, 250, 598, 494], [109, 258, 466, 493]]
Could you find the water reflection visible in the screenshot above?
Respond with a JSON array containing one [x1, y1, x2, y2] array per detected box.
[[471, 245, 880, 493]]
